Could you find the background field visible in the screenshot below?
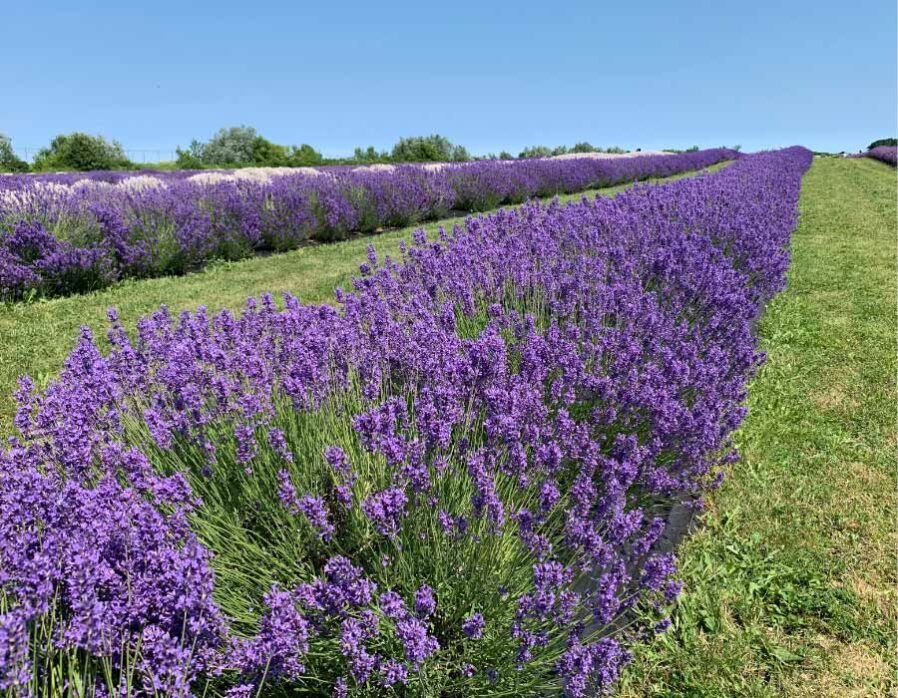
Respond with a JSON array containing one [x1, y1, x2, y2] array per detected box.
[[1, 157, 893, 697], [0, 163, 727, 427]]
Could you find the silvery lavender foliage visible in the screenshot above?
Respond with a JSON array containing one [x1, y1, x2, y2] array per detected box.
[[866, 146, 897, 166], [0, 148, 812, 696], [0, 149, 736, 300]]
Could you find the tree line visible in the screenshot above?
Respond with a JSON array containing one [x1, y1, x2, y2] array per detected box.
[[0, 127, 742, 173]]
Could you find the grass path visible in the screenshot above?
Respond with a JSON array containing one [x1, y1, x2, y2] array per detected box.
[[0, 163, 727, 429], [618, 157, 897, 696]]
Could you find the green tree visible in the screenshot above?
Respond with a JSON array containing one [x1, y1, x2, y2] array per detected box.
[[391, 134, 469, 162], [251, 136, 289, 166], [174, 144, 204, 169], [518, 145, 554, 159], [287, 144, 324, 166], [176, 127, 324, 168], [0, 134, 29, 172], [33, 132, 132, 171], [196, 126, 258, 166], [868, 138, 897, 149], [351, 146, 390, 163]]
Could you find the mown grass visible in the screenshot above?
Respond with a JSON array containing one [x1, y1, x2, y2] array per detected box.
[[618, 157, 897, 697], [0, 162, 728, 429]]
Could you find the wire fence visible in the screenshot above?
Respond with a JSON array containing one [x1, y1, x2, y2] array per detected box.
[[14, 147, 179, 164]]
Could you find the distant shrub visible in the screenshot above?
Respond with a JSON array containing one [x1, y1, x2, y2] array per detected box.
[[519, 144, 624, 158], [686, 145, 700, 152], [176, 127, 324, 168], [174, 146, 205, 169], [498, 150, 513, 160], [391, 134, 470, 162], [576, 145, 626, 154], [351, 146, 390, 164], [518, 145, 554, 159], [287, 143, 324, 167], [185, 126, 258, 167], [249, 136, 289, 166], [32, 132, 132, 172], [868, 138, 897, 150], [0, 133, 29, 172]]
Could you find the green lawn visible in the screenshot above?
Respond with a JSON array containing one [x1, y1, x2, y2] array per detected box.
[[0, 163, 726, 429], [618, 157, 897, 697]]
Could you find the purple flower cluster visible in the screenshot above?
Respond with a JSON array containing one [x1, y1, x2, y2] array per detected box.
[[361, 486, 408, 537], [866, 146, 897, 166], [0, 150, 736, 300], [0, 147, 811, 695], [0, 442, 226, 694], [461, 613, 485, 640], [0, 219, 115, 297]]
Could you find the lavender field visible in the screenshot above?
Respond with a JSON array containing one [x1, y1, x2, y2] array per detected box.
[[0, 147, 817, 696], [866, 145, 898, 166], [0, 149, 734, 301], [5, 0, 896, 693]]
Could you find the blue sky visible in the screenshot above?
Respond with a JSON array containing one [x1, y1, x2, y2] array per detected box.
[[3, 0, 895, 159]]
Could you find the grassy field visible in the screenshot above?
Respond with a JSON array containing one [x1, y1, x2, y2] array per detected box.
[[0, 163, 727, 429], [618, 157, 897, 696]]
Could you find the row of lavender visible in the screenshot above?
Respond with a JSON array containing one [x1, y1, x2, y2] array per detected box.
[[865, 145, 898, 166], [0, 149, 736, 301], [0, 147, 812, 697]]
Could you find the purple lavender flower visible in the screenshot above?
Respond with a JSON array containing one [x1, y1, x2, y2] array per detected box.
[[380, 658, 409, 686], [333, 676, 349, 698], [394, 617, 439, 668], [268, 427, 293, 461], [461, 612, 485, 640], [0, 611, 29, 692], [378, 591, 407, 621], [361, 487, 408, 537], [324, 445, 351, 474], [297, 494, 335, 541], [339, 617, 379, 683], [414, 585, 437, 618]]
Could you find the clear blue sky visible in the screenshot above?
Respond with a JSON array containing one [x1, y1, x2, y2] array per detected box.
[[3, 0, 895, 159]]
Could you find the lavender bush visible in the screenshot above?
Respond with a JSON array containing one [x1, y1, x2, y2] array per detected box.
[[866, 146, 898, 166], [0, 149, 736, 300], [0, 147, 812, 696]]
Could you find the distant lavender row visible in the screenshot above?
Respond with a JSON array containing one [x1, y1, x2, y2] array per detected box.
[[0, 148, 811, 697], [866, 146, 897, 166], [0, 149, 735, 301]]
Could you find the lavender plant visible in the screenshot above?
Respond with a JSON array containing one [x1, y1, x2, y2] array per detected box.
[[0, 147, 812, 697], [0, 149, 736, 301], [866, 146, 897, 166]]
